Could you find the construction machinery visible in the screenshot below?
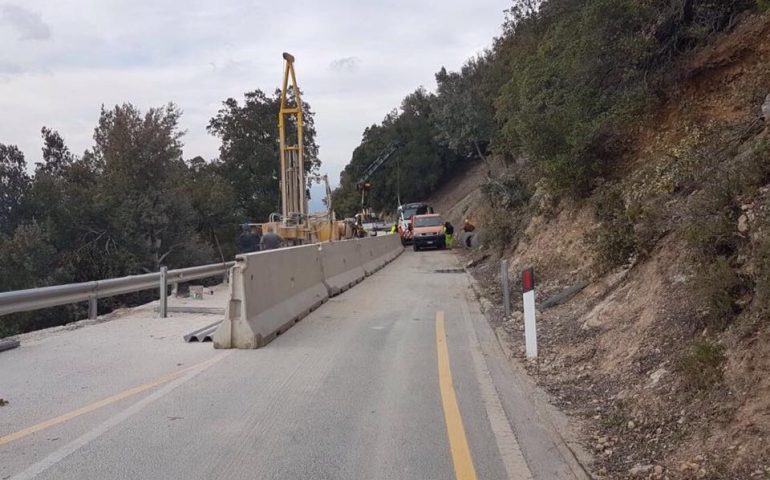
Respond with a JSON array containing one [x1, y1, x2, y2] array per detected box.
[[356, 141, 401, 217], [258, 53, 344, 243], [346, 141, 402, 237], [396, 201, 434, 245]]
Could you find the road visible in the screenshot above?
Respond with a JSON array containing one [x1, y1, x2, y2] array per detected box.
[[0, 249, 584, 480]]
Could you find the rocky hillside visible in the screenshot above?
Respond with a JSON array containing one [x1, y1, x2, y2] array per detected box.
[[449, 14, 770, 480]]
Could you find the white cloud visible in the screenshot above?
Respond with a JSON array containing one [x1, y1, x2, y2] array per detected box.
[[0, 4, 51, 41], [329, 56, 361, 72], [0, 0, 509, 193]]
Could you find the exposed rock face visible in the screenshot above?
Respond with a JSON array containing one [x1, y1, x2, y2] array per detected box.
[[763, 93, 770, 124], [738, 214, 750, 234]]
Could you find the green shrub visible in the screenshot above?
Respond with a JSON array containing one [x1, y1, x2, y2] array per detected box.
[[690, 257, 742, 330], [683, 210, 737, 259], [479, 173, 531, 254], [758, 0, 770, 11], [594, 186, 638, 269], [480, 174, 530, 210], [481, 207, 523, 255], [495, 0, 654, 197], [679, 340, 725, 390]]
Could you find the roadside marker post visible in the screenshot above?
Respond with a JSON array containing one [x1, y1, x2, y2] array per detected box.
[[501, 259, 511, 318], [521, 268, 537, 359], [159, 266, 168, 318]]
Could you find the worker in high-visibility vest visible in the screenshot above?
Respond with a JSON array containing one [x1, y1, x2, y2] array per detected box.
[[444, 221, 455, 249]]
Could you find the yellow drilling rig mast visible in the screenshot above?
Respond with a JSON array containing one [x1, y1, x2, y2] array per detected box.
[[278, 52, 307, 224], [259, 52, 342, 243]]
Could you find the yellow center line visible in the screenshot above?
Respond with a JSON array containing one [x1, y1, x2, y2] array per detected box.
[[436, 310, 478, 480], [0, 354, 223, 447]]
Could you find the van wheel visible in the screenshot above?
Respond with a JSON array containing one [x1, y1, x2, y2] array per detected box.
[[413, 244, 420, 252]]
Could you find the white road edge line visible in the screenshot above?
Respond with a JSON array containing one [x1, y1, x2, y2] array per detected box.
[[11, 352, 231, 480], [460, 295, 534, 480]]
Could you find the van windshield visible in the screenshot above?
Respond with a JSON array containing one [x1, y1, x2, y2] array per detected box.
[[402, 205, 430, 219], [414, 216, 443, 228]]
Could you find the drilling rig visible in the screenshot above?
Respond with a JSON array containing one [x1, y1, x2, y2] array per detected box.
[[258, 52, 341, 243]]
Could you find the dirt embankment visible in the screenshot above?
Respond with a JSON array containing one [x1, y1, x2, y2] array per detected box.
[[428, 159, 490, 228], [442, 14, 770, 480]]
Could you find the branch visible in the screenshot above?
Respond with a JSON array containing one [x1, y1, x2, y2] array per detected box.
[[157, 243, 183, 265]]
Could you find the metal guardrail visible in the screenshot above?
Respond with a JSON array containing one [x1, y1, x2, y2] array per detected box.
[[0, 262, 234, 319]]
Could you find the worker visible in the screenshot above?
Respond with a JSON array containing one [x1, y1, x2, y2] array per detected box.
[[389, 223, 398, 234], [463, 219, 476, 232], [444, 221, 455, 248], [237, 224, 258, 253], [354, 214, 367, 238], [250, 225, 262, 251], [260, 231, 284, 250]]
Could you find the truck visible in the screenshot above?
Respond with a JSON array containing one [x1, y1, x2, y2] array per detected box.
[[410, 213, 446, 251], [396, 202, 434, 245]]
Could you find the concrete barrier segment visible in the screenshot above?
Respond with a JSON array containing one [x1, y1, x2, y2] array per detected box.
[[318, 240, 365, 296], [213, 244, 329, 349], [357, 235, 402, 276]]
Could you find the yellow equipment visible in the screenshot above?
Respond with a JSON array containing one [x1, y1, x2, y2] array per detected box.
[[259, 52, 349, 244], [279, 52, 306, 225]]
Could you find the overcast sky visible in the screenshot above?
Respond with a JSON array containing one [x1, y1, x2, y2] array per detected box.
[[0, 0, 509, 204]]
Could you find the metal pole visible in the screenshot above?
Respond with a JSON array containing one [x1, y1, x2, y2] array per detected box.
[[88, 297, 97, 320], [396, 156, 401, 206], [501, 259, 511, 318], [159, 266, 168, 318]]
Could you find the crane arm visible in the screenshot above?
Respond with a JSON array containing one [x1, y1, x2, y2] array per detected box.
[[357, 141, 401, 187]]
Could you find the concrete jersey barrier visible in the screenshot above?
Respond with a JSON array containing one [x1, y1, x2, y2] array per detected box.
[[357, 234, 401, 275], [214, 236, 403, 349], [213, 244, 328, 349], [318, 240, 365, 296]]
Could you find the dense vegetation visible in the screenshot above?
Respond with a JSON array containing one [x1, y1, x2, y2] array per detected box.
[[2, 0, 764, 335], [334, 0, 761, 216], [0, 90, 318, 336]]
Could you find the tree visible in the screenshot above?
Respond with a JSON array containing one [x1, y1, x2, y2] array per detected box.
[[0, 143, 30, 234], [0, 221, 60, 335], [432, 55, 496, 163], [0, 222, 56, 292], [503, 0, 543, 31], [207, 89, 320, 223], [183, 156, 239, 261], [37, 127, 74, 176], [333, 88, 463, 217], [92, 103, 212, 273], [24, 129, 111, 283]]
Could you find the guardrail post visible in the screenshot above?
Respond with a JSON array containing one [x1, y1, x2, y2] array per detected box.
[[501, 259, 511, 318], [159, 266, 168, 318], [88, 297, 97, 320]]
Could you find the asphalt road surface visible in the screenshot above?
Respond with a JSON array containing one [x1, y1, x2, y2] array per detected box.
[[0, 249, 584, 480]]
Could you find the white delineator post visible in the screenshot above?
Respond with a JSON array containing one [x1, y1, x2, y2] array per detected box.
[[522, 268, 537, 359]]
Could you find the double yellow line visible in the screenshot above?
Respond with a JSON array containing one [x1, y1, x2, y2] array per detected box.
[[436, 311, 478, 480]]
